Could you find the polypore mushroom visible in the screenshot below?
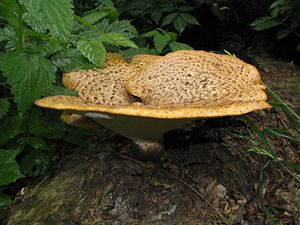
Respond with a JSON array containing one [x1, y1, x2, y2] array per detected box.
[[35, 50, 270, 161]]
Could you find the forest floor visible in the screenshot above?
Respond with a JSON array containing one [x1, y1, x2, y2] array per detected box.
[[1, 54, 300, 225]]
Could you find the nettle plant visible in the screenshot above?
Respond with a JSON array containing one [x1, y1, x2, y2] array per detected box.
[[0, 0, 139, 209], [250, 0, 300, 51]]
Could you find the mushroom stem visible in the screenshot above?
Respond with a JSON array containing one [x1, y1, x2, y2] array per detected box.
[[132, 139, 164, 162], [85, 112, 193, 161]]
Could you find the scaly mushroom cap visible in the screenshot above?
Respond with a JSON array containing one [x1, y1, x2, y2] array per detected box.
[[35, 51, 271, 161], [127, 50, 268, 107], [61, 53, 161, 106], [36, 50, 271, 118]]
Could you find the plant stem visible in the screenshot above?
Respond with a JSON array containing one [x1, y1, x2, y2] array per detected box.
[[0, 97, 13, 100], [18, 5, 25, 51], [258, 161, 277, 225]]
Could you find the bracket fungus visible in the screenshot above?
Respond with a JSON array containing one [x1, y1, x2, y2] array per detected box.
[[35, 50, 271, 161]]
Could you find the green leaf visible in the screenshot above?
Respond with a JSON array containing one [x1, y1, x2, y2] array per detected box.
[[20, 150, 50, 177], [151, 9, 163, 24], [42, 38, 66, 56], [47, 85, 77, 96], [0, 115, 23, 145], [121, 48, 158, 61], [82, 11, 107, 25], [77, 38, 106, 67], [51, 48, 95, 72], [0, 193, 12, 210], [142, 30, 160, 38], [30, 137, 48, 150], [263, 128, 300, 146], [162, 13, 178, 26], [0, 99, 9, 120], [173, 16, 187, 33], [0, 52, 56, 113], [250, 17, 281, 31], [96, 19, 138, 38], [153, 33, 171, 53], [276, 29, 291, 39], [169, 42, 193, 51], [180, 13, 200, 25], [265, 85, 300, 133], [43, 0, 74, 41], [26, 110, 65, 139], [178, 5, 195, 12], [167, 32, 177, 42], [19, 0, 48, 33], [270, 0, 287, 10], [0, 26, 16, 42], [0, 149, 24, 186], [0, 0, 18, 21], [296, 43, 300, 51], [100, 32, 138, 48]]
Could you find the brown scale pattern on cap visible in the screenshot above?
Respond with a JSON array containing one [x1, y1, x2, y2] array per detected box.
[[127, 50, 268, 107], [61, 53, 161, 106], [76, 64, 134, 105]]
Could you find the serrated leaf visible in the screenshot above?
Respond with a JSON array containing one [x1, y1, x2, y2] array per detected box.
[[77, 38, 106, 67], [153, 33, 171, 53], [173, 16, 187, 33], [42, 38, 66, 56], [0, 26, 16, 42], [51, 48, 95, 72], [47, 85, 77, 96], [0, 193, 12, 210], [0, 149, 24, 186], [96, 19, 138, 38], [169, 42, 193, 51], [19, 0, 48, 33], [0, 51, 56, 113], [162, 13, 178, 26], [180, 13, 200, 25], [0, 99, 9, 119], [142, 30, 160, 38], [276, 29, 291, 39], [82, 11, 107, 25], [100, 32, 138, 48], [0, 115, 23, 145], [43, 0, 74, 41]]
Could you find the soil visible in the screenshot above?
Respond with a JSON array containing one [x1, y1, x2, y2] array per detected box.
[[0, 55, 299, 225]]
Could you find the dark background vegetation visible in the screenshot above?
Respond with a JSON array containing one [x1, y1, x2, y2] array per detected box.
[[75, 0, 300, 64]]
